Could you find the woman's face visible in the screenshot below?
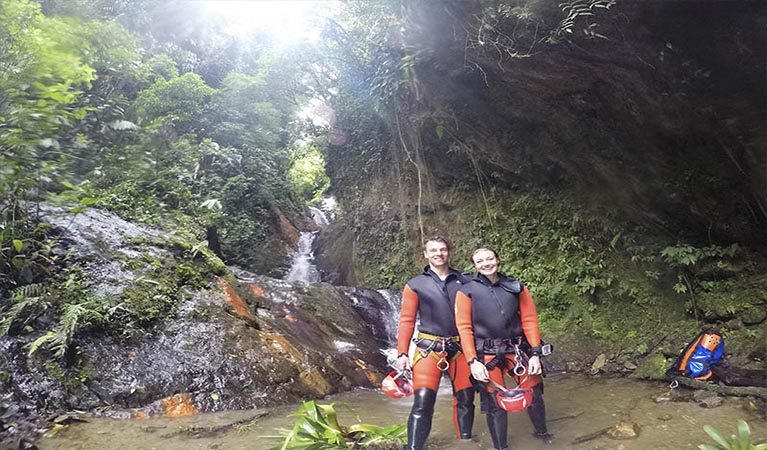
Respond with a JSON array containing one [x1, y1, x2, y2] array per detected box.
[[472, 249, 498, 278]]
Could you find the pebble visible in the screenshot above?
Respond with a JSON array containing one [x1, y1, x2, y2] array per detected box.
[[698, 396, 723, 408], [591, 353, 607, 373], [623, 361, 637, 370], [606, 421, 640, 439]]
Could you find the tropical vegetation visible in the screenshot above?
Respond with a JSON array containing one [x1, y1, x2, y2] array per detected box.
[[0, 0, 764, 446]]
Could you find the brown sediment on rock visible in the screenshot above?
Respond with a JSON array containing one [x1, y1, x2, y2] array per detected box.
[[162, 394, 198, 417], [258, 331, 304, 361], [216, 276, 254, 319], [355, 359, 382, 385], [276, 209, 300, 248], [247, 283, 266, 298]]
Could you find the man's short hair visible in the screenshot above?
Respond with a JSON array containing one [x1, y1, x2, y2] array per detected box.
[[424, 235, 451, 251], [471, 247, 499, 264]]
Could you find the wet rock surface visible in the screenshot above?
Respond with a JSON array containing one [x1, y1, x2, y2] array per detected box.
[[0, 207, 392, 446]]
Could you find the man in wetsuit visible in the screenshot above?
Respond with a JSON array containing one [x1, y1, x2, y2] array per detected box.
[[456, 247, 552, 450], [395, 235, 475, 450]]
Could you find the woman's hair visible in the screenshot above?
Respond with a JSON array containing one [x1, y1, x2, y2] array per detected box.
[[470, 247, 499, 264], [423, 235, 451, 251]]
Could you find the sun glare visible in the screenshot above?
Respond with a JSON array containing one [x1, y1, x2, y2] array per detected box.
[[194, 0, 336, 42]]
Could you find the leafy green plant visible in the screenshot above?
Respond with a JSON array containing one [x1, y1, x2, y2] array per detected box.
[[661, 243, 740, 322], [27, 301, 105, 357], [269, 401, 406, 450], [699, 420, 767, 450]]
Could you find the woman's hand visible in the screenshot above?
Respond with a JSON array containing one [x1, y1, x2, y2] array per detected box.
[[527, 355, 542, 375], [470, 358, 490, 382]]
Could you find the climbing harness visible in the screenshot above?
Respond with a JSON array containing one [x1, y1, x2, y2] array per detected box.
[[413, 332, 461, 372], [482, 336, 530, 377]]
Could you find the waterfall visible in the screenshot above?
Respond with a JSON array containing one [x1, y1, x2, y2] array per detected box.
[[308, 205, 329, 227], [375, 289, 403, 344], [284, 202, 333, 283], [377, 288, 415, 367], [284, 232, 321, 283]]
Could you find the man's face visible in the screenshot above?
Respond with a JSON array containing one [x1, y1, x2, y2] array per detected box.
[[472, 249, 498, 278], [423, 240, 449, 269]]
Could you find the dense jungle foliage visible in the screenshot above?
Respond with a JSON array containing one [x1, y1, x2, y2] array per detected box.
[[0, 0, 323, 356], [1, 0, 765, 373]]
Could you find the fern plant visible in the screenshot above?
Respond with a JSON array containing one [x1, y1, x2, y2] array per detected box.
[[26, 302, 105, 357], [269, 401, 406, 450], [0, 284, 49, 336], [699, 420, 767, 450]]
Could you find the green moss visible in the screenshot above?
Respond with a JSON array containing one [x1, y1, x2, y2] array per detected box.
[[697, 275, 767, 321], [41, 358, 90, 396], [722, 326, 767, 365], [188, 304, 215, 321], [632, 353, 672, 380]]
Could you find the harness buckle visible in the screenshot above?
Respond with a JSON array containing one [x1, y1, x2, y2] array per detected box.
[[436, 337, 450, 371], [512, 341, 527, 376], [436, 351, 449, 371]]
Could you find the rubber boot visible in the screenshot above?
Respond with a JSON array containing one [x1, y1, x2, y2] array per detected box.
[[454, 387, 475, 439], [527, 383, 553, 444], [484, 391, 508, 450], [406, 388, 437, 450]]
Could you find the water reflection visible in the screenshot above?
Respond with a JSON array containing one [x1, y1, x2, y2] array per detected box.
[[38, 374, 766, 450]]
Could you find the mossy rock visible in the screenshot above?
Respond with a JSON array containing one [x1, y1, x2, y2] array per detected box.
[[742, 307, 767, 325], [632, 353, 671, 380]]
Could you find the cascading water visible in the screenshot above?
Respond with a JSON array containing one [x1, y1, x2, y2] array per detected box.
[[284, 232, 321, 283], [375, 289, 403, 344], [376, 288, 413, 366], [281, 201, 410, 367], [284, 204, 331, 283]]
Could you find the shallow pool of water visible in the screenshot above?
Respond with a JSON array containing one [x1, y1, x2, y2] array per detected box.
[[37, 374, 766, 450]]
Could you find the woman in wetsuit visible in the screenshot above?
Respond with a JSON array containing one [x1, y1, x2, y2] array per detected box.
[[455, 247, 552, 450]]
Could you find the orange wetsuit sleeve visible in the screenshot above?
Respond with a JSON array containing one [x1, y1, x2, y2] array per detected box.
[[455, 291, 478, 361], [396, 284, 419, 355], [519, 286, 541, 348]]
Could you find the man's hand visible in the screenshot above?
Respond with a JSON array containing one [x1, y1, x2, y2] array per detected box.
[[396, 354, 411, 372], [527, 355, 542, 375], [470, 359, 490, 382]]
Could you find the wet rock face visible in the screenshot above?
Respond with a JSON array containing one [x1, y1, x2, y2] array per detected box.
[[0, 207, 391, 445], [1, 275, 390, 440], [0, 339, 69, 442], [19, 277, 389, 416]]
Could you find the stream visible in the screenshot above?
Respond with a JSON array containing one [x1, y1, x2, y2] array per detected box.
[[37, 373, 766, 450]]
